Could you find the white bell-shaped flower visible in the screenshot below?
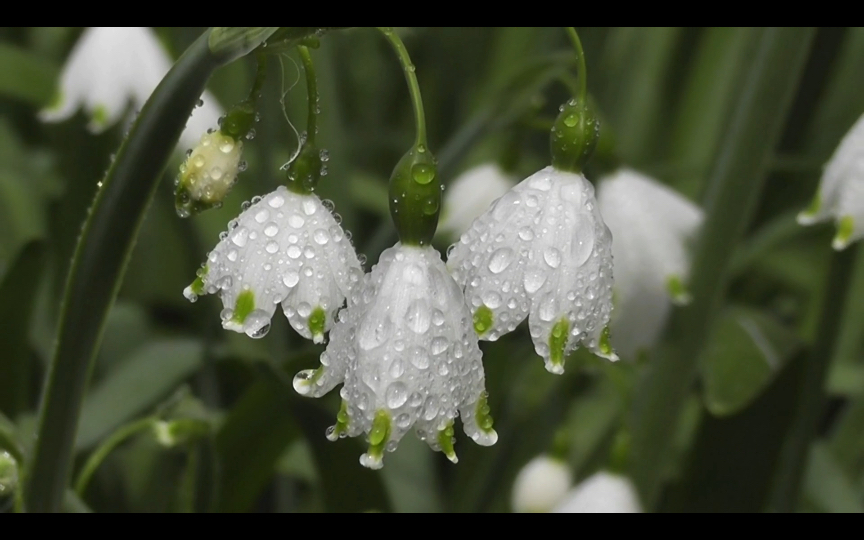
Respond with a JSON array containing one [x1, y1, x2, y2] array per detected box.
[[597, 169, 703, 360], [511, 455, 572, 513], [552, 471, 642, 513], [39, 27, 221, 150], [448, 166, 616, 374], [184, 186, 362, 343], [798, 113, 864, 250], [438, 164, 514, 239], [293, 243, 497, 470]]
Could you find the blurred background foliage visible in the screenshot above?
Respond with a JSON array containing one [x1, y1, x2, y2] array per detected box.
[[1, 27, 863, 513]]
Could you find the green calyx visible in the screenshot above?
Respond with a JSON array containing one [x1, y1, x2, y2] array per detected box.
[[367, 410, 392, 462], [475, 393, 495, 434], [285, 143, 324, 195], [189, 265, 208, 296], [666, 275, 693, 306], [834, 216, 855, 250], [473, 306, 494, 336], [308, 306, 327, 341], [550, 98, 600, 174], [438, 422, 458, 463], [549, 318, 570, 370], [232, 290, 256, 325], [327, 400, 350, 442], [389, 146, 441, 246], [153, 418, 211, 448]]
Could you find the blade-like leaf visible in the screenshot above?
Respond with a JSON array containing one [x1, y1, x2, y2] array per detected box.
[[76, 339, 203, 450], [701, 307, 801, 417]]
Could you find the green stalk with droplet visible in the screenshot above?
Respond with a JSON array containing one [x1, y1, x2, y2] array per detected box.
[[378, 27, 440, 246]]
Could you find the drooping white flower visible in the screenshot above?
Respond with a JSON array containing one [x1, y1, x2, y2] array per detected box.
[[597, 169, 703, 360], [293, 243, 497, 469], [798, 113, 864, 250], [448, 166, 616, 374], [184, 186, 362, 343], [39, 27, 221, 151], [511, 455, 572, 513], [552, 471, 642, 513], [438, 164, 514, 239]]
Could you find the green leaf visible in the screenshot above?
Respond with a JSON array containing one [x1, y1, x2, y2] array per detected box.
[[701, 307, 802, 417], [0, 43, 58, 105], [801, 443, 864, 513], [215, 377, 300, 513], [76, 339, 204, 450], [0, 242, 47, 420], [25, 30, 224, 513], [630, 28, 816, 508]]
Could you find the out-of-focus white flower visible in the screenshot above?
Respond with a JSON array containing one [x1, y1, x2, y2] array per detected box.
[[448, 166, 616, 374], [39, 27, 221, 151], [512, 455, 572, 513], [552, 471, 642, 513], [184, 186, 362, 343], [597, 169, 703, 360], [293, 243, 497, 469], [798, 114, 864, 250], [438, 164, 514, 239]]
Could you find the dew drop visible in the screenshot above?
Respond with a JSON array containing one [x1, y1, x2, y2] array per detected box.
[[313, 229, 330, 245], [283, 270, 300, 288], [269, 195, 285, 209], [544, 248, 562, 269], [386, 382, 408, 409], [288, 215, 305, 229], [406, 299, 432, 334], [266, 241, 279, 254], [431, 337, 449, 355], [411, 164, 436, 185], [487, 248, 513, 274], [523, 270, 547, 294]]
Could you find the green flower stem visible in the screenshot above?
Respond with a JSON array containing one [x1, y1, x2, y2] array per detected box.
[[565, 27, 587, 105], [23, 28, 249, 513], [74, 417, 156, 497], [377, 27, 428, 147], [628, 27, 815, 509], [767, 245, 859, 512], [298, 46, 318, 145]]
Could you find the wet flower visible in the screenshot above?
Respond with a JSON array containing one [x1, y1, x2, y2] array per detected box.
[[293, 243, 497, 469], [552, 471, 642, 513], [798, 113, 864, 250], [184, 186, 362, 343], [512, 455, 572, 513], [175, 129, 245, 217], [438, 164, 514, 240], [597, 169, 703, 360], [39, 27, 221, 150], [448, 166, 616, 374]]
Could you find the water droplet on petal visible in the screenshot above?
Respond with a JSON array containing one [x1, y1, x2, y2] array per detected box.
[[406, 299, 432, 334], [544, 248, 562, 269], [523, 270, 547, 294], [386, 382, 408, 409], [313, 229, 330, 245], [283, 270, 300, 288], [487, 248, 514, 274]]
